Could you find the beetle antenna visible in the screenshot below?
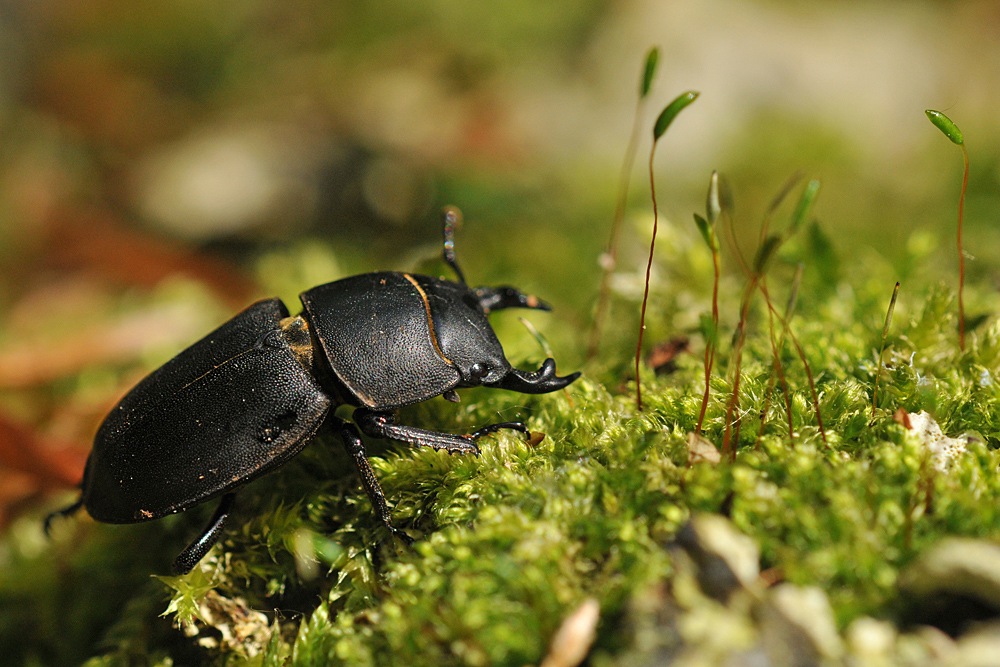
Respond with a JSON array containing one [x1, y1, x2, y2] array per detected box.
[[441, 206, 467, 285], [474, 286, 551, 314]]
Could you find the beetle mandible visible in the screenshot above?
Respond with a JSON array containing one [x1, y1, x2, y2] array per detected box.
[[46, 207, 579, 574]]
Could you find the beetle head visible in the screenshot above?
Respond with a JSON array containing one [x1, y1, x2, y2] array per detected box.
[[428, 206, 579, 395], [466, 286, 578, 392], [418, 276, 579, 393], [443, 334, 579, 394], [421, 279, 512, 386]]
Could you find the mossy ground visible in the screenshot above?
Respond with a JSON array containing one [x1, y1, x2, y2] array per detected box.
[[5, 196, 1000, 665]]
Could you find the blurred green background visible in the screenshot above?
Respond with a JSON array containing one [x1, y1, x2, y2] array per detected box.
[[1, 0, 999, 663]]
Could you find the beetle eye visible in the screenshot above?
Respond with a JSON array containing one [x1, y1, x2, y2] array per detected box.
[[469, 363, 487, 381]]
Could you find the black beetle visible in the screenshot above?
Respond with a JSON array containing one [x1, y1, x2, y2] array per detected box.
[[45, 207, 579, 574]]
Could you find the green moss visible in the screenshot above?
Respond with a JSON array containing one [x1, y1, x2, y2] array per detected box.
[[5, 176, 1000, 665]]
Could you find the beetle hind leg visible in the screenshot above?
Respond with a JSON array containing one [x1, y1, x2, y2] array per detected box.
[[171, 493, 235, 575], [44, 497, 84, 536]]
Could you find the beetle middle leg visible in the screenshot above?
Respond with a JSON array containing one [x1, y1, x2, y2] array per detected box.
[[333, 417, 413, 544], [353, 408, 527, 454]]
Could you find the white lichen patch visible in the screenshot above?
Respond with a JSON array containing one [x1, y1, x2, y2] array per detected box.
[[186, 590, 273, 659], [903, 410, 968, 472]]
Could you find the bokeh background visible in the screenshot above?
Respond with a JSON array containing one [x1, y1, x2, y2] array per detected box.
[[0, 0, 998, 662]]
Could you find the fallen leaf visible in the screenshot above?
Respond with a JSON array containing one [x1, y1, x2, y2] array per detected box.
[[538, 598, 600, 667]]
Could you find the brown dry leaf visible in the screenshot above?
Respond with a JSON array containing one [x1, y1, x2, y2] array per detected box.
[[0, 301, 211, 389], [44, 205, 257, 309], [0, 470, 44, 530], [649, 336, 690, 375], [0, 413, 85, 489], [538, 598, 600, 667], [687, 432, 721, 464], [0, 411, 88, 529]]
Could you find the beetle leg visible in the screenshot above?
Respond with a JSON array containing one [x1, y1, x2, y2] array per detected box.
[[472, 286, 551, 314], [470, 421, 528, 438], [333, 418, 413, 545], [354, 409, 528, 454], [354, 409, 481, 455], [43, 496, 84, 536], [171, 493, 235, 575]]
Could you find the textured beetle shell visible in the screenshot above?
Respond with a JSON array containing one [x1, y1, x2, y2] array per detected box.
[[411, 275, 510, 382], [301, 272, 463, 410], [82, 299, 331, 523]]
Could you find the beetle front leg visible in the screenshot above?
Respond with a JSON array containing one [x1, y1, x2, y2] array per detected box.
[[333, 418, 413, 544], [353, 408, 527, 455]]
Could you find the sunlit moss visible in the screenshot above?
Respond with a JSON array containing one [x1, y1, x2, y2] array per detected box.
[[5, 194, 1000, 665]]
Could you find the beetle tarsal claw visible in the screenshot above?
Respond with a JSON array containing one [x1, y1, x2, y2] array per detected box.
[[392, 527, 415, 545], [492, 358, 581, 394], [459, 437, 482, 456], [470, 421, 528, 439]]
